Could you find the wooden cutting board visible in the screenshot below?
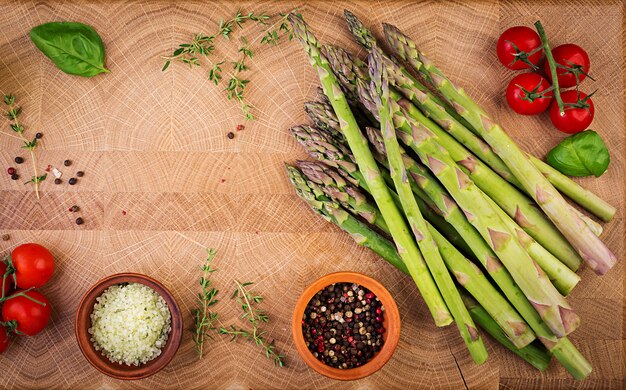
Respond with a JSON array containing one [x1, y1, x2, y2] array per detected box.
[[0, 0, 623, 388]]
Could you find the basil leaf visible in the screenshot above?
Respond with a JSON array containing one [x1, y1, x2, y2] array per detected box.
[[546, 130, 610, 177], [29, 22, 109, 77]]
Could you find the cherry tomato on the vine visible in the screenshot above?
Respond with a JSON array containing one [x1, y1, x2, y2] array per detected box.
[[497, 26, 543, 70], [9, 243, 55, 289], [549, 90, 595, 134], [0, 326, 10, 354], [1, 290, 51, 336], [544, 44, 591, 88], [506, 73, 553, 115]]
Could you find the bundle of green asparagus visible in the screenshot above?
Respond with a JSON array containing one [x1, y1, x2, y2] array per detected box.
[[285, 11, 616, 379]]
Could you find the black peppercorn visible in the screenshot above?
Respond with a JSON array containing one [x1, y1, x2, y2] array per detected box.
[[35, 132, 43, 139], [10, 173, 19, 180], [64, 160, 72, 167], [75, 217, 84, 225], [69, 205, 80, 212], [54, 178, 62, 185], [76, 171, 84, 177], [227, 132, 235, 139], [68, 178, 77, 185], [14, 157, 24, 164]]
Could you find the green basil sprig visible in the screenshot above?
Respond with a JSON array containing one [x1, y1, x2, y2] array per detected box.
[[546, 130, 610, 177], [29, 22, 109, 77]]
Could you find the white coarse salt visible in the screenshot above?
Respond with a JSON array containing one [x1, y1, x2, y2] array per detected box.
[[89, 282, 172, 366]]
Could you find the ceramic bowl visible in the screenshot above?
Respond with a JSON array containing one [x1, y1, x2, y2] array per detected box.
[[291, 271, 401, 380], [75, 273, 183, 380]]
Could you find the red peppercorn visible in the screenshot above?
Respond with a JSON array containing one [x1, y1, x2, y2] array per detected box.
[[311, 329, 317, 335], [377, 327, 386, 334], [365, 292, 374, 299], [7, 167, 15, 175], [375, 308, 382, 315], [347, 336, 354, 343], [236, 124, 245, 131], [376, 316, 382, 322]]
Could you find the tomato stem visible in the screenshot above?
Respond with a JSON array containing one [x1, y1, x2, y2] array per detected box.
[[0, 320, 22, 336], [0, 287, 46, 306], [1, 273, 7, 300], [505, 40, 542, 70], [534, 20, 565, 115]]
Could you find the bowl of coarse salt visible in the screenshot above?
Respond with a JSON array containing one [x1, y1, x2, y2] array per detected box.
[[75, 273, 183, 380]]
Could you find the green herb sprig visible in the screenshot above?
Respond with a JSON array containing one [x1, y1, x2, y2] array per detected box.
[[192, 248, 220, 359], [162, 9, 297, 121], [3, 95, 46, 199], [219, 280, 285, 367]]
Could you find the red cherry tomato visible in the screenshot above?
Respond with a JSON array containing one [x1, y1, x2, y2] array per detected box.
[[506, 73, 553, 115], [10, 243, 55, 289], [544, 44, 590, 88], [1, 290, 51, 336], [549, 90, 595, 134], [497, 26, 543, 70], [0, 262, 12, 298], [0, 326, 10, 354]]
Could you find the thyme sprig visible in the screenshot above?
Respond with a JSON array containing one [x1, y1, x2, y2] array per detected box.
[[219, 280, 285, 367], [192, 248, 220, 359], [161, 9, 297, 121], [3, 95, 46, 199]]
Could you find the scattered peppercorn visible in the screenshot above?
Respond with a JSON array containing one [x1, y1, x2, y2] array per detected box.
[[1, 234, 9, 241], [75, 217, 84, 225], [54, 178, 62, 185], [7, 167, 16, 175], [303, 283, 385, 369], [10, 173, 19, 181], [14, 157, 23, 164], [76, 171, 84, 177], [236, 124, 245, 131], [69, 205, 80, 212], [64, 160, 72, 167], [35, 132, 43, 139], [68, 178, 77, 185], [227, 132, 235, 139]]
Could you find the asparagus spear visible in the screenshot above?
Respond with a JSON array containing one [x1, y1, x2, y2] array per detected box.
[[297, 160, 390, 234], [366, 123, 579, 296], [289, 13, 452, 326], [384, 23, 617, 275], [342, 10, 473, 127], [323, 43, 586, 272], [370, 46, 487, 363], [286, 164, 408, 274], [530, 156, 614, 223], [461, 293, 552, 372], [298, 158, 535, 349], [481, 195, 580, 295]]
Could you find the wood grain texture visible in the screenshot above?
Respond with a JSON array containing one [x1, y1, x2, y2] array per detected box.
[[0, 0, 623, 389]]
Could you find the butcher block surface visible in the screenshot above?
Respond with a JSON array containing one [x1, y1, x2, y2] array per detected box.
[[0, 0, 623, 388]]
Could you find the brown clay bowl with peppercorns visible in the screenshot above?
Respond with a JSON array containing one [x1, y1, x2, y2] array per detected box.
[[292, 271, 401, 380]]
